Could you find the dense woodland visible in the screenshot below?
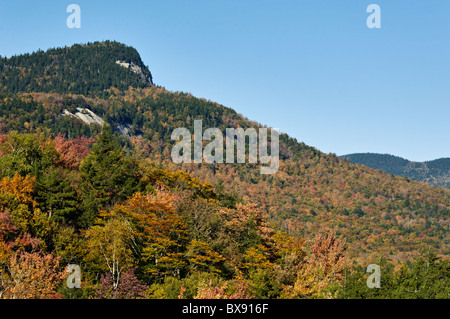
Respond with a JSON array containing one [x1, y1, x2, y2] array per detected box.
[[0, 42, 449, 299], [0, 41, 152, 96]]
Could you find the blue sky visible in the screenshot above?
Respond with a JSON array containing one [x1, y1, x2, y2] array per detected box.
[[0, 0, 449, 161]]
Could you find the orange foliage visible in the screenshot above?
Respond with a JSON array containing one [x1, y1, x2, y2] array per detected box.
[[283, 227, 347, 298], [195, 280, 252, 299], [0, 173, 37, 208], [221, 202, 273, 242], [112, 191, 189, 277], [0, 250, 64, 299]]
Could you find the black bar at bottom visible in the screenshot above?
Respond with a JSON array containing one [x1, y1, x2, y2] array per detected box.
[[0, 299, 446, 318]]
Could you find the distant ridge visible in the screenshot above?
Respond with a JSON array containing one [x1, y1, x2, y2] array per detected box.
[[341, 153, 450, 189]]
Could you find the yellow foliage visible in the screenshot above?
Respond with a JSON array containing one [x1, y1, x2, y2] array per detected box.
[[241, 245, 273, 271], [282, 227, 347, 299], [0, 173, 37, 208], [186, 239, 225, 274], [83, 218, 135, 287], [110, 191, 189, 278], [283, 262, 328, 298]]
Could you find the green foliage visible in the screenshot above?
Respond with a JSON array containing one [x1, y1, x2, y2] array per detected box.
[[79, 126, 143, 227], [247, 268, 281, 299], [35, 168, 80, 225], [337, 252, 450, 299], [342, 153, 450, 189], [0, 41, 153, 96], [0, 132, 56, 178]]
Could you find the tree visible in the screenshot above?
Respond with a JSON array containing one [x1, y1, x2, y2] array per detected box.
[[79, 126, 142, 227], [0, 173, 37, 212], [271, 232, 305, 291], [241, 245, 273, 272], [0, 172, 56, 250], [54, 133, 94, 169], [112, 191, 189, 279], [83, 218, 135, 289], [186, 239, 225, 274], [194, 279, 252, 299], [221, 202, 273, 253], [0, 250, 64, 299], [35, 168, 80, 225], [393, 252, 450, 299], [283, 227, 347, 298], [94, 268, 148, 299], [0, 132, 57, 179]]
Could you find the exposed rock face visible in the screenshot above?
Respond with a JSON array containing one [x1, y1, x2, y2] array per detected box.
[[116, 123, 132, 137], [63, 108, 105, 126], [63, 108, 134, 138], [116, 60, 153, 85]]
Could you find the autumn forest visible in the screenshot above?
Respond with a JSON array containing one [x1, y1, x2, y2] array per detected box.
[[0, 42, 449, 299]]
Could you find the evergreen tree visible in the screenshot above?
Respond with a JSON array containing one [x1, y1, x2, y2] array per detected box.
[[79, 126, 142, 227], [35, 168, 80, 226]]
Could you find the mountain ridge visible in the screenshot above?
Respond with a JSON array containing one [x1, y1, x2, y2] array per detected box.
[[341, 153, 450, 189], [0, 41, 153, 96]]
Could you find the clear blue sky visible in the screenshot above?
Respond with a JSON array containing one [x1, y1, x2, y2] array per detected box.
[[0, 0, 449, 161]]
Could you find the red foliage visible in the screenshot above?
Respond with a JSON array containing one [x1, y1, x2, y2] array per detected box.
[[0, 210, 41, 252], [54, 133, 95, 168], [0, 210, 17, 239], [94, 268, 148, 299]]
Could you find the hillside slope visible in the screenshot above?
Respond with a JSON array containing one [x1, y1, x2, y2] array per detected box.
[[342, 153, 450, 189], [1, 42, 449, 263]]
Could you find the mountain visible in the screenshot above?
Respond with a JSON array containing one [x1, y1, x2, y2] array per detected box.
[[341, 153, 450, 189], [1, 41, 449, 265], [0, 41, 153, 96]]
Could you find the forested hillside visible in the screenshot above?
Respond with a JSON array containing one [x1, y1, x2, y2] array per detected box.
[[342, 153, 450, 189], [0, 41, 153, 96], [0, 42, 449, 299]]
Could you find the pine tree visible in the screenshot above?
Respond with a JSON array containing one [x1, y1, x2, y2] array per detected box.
[[79, 126, 142, 227], [35, 168, 80, 225]]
